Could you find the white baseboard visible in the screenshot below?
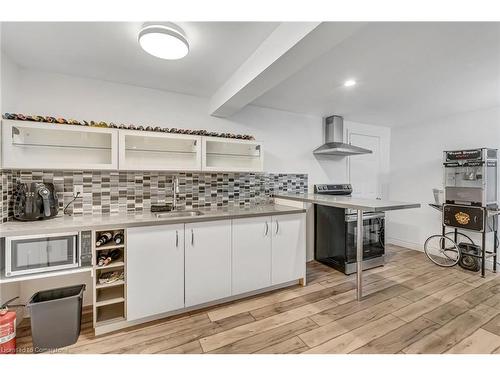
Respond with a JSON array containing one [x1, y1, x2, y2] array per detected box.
[[387, 238, 497, 270], [387, 237, 423, 252]]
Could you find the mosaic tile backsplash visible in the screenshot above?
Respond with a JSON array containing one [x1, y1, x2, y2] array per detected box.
[[0, 170, 307, 221]]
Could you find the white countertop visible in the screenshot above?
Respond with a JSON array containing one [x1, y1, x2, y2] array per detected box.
[[275, 193, 421, 212], [0, 204, 305, 237]]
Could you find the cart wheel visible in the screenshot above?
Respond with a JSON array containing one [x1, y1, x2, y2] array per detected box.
[[424, 234, 461, 267]]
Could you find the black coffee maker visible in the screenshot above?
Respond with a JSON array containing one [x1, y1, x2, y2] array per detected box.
[[13, 182, 59, 221]]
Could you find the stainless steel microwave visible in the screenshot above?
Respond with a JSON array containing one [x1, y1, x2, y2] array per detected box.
[[2, 231, 92, 278]]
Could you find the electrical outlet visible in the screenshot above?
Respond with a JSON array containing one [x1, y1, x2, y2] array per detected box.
[[73, 186, 83, 197]]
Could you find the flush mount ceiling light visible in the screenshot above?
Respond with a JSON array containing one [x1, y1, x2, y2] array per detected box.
[[343, 79, 357, 87], [138, 23, 189, 60]]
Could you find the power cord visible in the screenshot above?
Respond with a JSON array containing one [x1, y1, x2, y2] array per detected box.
[[63, 192, 81, 215]]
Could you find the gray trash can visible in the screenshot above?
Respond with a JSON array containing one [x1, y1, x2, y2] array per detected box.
[[27, 284, 86, 351]]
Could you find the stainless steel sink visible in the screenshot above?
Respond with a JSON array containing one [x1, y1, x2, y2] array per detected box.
[[154, 210, 204, 218]]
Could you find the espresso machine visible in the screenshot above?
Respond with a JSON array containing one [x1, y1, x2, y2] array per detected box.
[[441, 148, 498, 276]]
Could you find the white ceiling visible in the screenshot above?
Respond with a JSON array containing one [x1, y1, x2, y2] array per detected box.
[[2, 22, 499, 127], [252, 22, 500, 127], [1, 22, 278, 97]]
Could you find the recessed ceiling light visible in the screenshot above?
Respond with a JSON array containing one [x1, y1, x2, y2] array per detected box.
[[138, 23, 189, 60], [343, 79, 356, 87]]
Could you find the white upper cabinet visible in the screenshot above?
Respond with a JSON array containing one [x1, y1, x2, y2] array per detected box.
[[271, 213, 306, 285], [1, 120, 264, 172], [1, 120, 118, 170], [202, 137, 264, 172], [232, 216, 272, 295], [119, 130, 202, 171]]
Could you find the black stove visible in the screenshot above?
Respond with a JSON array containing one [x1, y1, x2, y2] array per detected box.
[[313, 183, 385, 274]]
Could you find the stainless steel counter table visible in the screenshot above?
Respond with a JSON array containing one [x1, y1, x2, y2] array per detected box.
[[275, 193, 421, 301]]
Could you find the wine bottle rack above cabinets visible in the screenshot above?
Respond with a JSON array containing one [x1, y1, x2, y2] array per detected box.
[[1, 120, 264, 172]]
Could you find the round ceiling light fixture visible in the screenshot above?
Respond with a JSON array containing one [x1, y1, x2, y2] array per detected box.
[[343, 79, 357, 87], [138, 23, 189, 60]]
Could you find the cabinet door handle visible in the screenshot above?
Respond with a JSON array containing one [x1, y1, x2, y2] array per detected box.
[[191, 228, 194, 246], [175, 230, 179, 247], [275, 220, 279, 235], [265, 221, 269, 236]]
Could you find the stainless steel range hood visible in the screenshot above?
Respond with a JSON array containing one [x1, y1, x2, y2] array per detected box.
[[313, 115, 372, 156]]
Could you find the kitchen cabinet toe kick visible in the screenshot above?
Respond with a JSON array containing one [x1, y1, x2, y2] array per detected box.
[[94, 278, 303, 336]]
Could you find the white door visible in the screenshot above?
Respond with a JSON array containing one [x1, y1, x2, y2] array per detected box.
[[348, 133, 381, 199], [232, 216, 272, 295], [271, 213, 306, 285], [127, 224, 185, 321], [185, 220, 232, 307]]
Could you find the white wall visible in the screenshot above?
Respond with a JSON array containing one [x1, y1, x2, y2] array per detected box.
[[0, 51, 18, 113], [387, 106, 500, 256], [0, 28, 24, 317]]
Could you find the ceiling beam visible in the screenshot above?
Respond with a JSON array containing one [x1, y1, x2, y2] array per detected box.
[[209, 22, 366, 118]]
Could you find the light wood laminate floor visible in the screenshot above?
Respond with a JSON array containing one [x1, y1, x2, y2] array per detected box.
[[16, 245, 500, 354]]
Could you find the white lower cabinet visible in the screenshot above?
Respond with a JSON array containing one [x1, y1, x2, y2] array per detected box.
[[123, 213, 304, 327], [232, 216, 272, 295], [185, 220, 232, 307], [271, 213, 306, 285], [127, 224, 185, 321]]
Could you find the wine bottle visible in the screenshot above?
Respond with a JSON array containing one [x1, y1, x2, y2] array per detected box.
[[113, 232, 124, 245], [96, 232, 112, 247]]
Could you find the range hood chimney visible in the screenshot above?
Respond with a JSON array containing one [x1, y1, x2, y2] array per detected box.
[[313, 115, 372, 156]]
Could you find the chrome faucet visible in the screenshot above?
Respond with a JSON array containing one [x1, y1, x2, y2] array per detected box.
[[172, 176, 179, 211]]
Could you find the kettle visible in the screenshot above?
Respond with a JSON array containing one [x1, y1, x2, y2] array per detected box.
[[12, 182, 59, 221]]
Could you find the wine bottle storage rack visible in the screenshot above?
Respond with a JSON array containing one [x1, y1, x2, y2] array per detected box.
[[95, 229, 125, 249], [93, 228, 127, 330], [95, 247, 125, 269]]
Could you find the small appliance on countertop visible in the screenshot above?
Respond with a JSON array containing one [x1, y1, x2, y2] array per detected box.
[[314, 183, 385, 274], [12, 182, 59, 221]]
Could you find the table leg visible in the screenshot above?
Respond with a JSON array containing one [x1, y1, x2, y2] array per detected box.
[[482, 230, 486, 278], [356, 209, 364, 301], [494, 230, 498, 273]]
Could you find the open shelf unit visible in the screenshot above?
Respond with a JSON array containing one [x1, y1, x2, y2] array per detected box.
[[1, 120, 264, 172], [92, 228, 127, 330], [95, 243, 125, 252], [95, 303, 126, 327], [119, 130, 202, 171], [2, 120, 118, 170], [95, 285, 126, 307], [202, 137, 264, 172]]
